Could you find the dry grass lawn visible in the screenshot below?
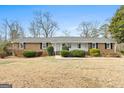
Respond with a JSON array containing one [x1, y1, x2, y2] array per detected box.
[[0, 56, 124, 88]]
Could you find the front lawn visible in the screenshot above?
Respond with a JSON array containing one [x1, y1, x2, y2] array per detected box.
[[0, 57, 124, 87]]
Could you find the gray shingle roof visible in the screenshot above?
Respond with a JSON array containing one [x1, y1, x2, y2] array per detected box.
[[12, 37, 116, 43]]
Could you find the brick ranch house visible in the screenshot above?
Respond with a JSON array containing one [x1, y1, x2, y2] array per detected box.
[[10, 37, 117, 56]]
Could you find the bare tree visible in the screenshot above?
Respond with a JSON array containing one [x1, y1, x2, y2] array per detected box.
[[62, 30, 70, 37], [99, 19, 112, 38], [99, 23, 111, 38], [29, 21, 40, 38], [34, 11, 58, 38], [1, 19, 8, 41], [3, 19, 24, 40], [0, 27, 3, 40], [77, 21, 99, 38], [90, 28, 99, 38]]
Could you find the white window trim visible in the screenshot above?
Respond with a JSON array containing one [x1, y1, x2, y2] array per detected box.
[[42, 43, 46, 49], [106, 43, 111, 49]]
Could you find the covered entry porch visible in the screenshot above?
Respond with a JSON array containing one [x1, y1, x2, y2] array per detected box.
[[52, 43, 89, 55]]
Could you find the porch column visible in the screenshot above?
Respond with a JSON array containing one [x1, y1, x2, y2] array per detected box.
[[114, 42, 117, 53], [55, 43, 57, 55], [11, 42, 15, 56]]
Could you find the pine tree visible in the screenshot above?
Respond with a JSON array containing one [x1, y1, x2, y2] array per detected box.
[[109, 6, 124, 43]]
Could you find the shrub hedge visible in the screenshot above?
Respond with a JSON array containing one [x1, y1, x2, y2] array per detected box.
[[61, 50, 70, 57], [89, 48, 100, 57], [0, 42, 11, 58], [23, 51, 36, 58], [23, 51, 43, 57], [61, 50, 85, 57], [47, 46, 54, 56], [70, 50, 85, 57], [0, 52, 6, 58], [120, 50, 124, 55]]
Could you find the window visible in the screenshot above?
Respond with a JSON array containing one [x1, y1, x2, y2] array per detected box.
[[62, 43, 71, 48], [67, 43, 71, 48], [42, 43, 46, 49], [88, 43, 92, 48], [92, 43, 98, 48], [62, 43, 65, 47], [46, 43, 52, 47], [78, 43, 81, 48], [106, 43, 111, 49], [92, 43, 96, 48], [20, 43, 23, 48]]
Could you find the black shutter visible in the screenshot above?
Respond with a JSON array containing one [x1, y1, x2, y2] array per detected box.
[[24, 43, 26, 49], [105, 43, 107, 49], [78, 43, 81, 48], [96, 43, 98, 48], [111, 43, 113, 49], [46, 43, 48, 47], [40, 43, 42, 49]]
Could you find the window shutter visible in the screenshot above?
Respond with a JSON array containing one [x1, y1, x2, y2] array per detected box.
[[96, 43, 98, 48], [111, 43, 113, 49], [105, 43, 107, 49], [24, 43, 26, 49], [78, 43, 81, 48], [40, 43, 42, 49], [46, 43, 48, 47]]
